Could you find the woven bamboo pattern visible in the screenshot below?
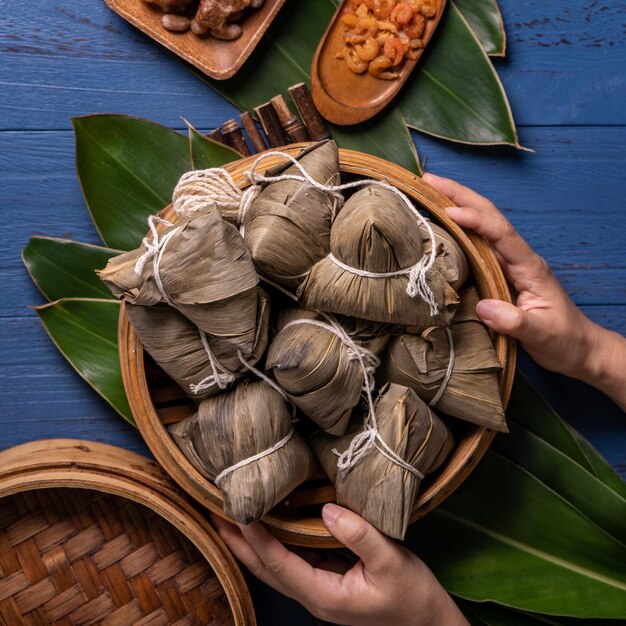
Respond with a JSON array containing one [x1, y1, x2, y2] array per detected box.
[[0, 488, 235, 626]]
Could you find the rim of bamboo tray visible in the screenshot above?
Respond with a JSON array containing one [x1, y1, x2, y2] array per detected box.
[[121, 145, 517, 548], [0, 439, 256, 625]]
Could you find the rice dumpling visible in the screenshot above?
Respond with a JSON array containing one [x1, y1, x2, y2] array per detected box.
[[169, 381, 317, 523], [242, 141, 342, 288], [266, 309, 388, 435], [378, 287, 507, 432], [310, 383, 453, 539], [298, 185, 459, 328], [97, 207, 260, 356], [125, 287, 270, 400], [420, 221, 470, 291]]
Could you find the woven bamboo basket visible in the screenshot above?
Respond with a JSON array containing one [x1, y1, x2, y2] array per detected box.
[[0, 439, 256, 625], [120, 146, 517, 548]]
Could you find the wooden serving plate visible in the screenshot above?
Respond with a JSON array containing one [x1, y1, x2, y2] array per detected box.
[[311, 0, 446, 125], [120, 145, 516, 548], [103, 0, 287, 80], [0, 439, 255, 625]]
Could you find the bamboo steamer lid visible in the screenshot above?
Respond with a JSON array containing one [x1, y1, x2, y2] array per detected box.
[[0, 439, 255, 625], [121, 145, 516, 548]]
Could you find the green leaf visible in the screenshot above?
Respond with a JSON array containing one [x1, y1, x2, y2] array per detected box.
[[405, 452, 626, 618], [332, 109, 421, 175], [460, 600, 626, 626], [493, 423, 626, 547], [73, 114, 193, 251], [568, 429, 626, 499], [454, 0, 506, 56], [201, 1, 422, 174], [461, 601, 550, 626], [507, 373, 626, 499], [36, 298, 133, 425], [188, 123, 242, 169], [23, 237, 120, 301], [400, 3, 520, 147]]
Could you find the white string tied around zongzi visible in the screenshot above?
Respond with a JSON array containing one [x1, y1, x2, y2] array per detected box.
[[236, 352, 298, 420], [282, 315, 422, 480], [134, 215, 180, 307], [428, 328, 455, 407], [281, 316, 380, 393], [173, 168, 253, 222], [245, 151, 439, 316], [134, 215, 238, 395], [170, 150, 438, 313], [189, 331, 237, 395], [171, 166, 262, 235], [214, 428, 295, 485]]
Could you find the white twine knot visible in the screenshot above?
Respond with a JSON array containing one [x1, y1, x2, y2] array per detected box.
[[280, 313, 420, 479], [189, 330, 237, 395], [173, 169, 243, 221], [134, 215, 179, 306], [334, 420, 424, 480]]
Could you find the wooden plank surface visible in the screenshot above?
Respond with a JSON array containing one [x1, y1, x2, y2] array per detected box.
[[0, 1, 625, 130], [0, 1, 625, 622]]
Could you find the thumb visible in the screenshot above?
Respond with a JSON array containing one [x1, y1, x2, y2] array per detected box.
[[476, 299, 534, 341], [322, 504, 397, 575]]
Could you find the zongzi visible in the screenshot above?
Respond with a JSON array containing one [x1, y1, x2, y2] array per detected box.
[[267, 309, 388, 435], [310, 383, 453, 539], [379, 287, 507, 432], [298, 185, 459, 328], [98, 207, 260, 356], [125, 287, 270, 400], [420, 221, 470, 291], [169, 381, 317, 524], [242, 141, 342, 288]]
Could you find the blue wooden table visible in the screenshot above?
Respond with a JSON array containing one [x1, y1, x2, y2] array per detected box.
[[1, 1, 625, 623]]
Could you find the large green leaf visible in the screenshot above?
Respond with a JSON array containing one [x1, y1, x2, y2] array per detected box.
[[400, 3, 520, 147], [507, 374, 626, 499], [74, 115, 193, 251], [494, 422, 626, 546], [460, 601, 626, 626], [203, 1, 421, 174], [187, 124, 242, 169], [36, 298, 132, 425], [204, 0, 520, 155], [405, 452, 626, 618], [23, 237, 119, 301], [568, 428, 626, 499], [454, 0, 506, 56]]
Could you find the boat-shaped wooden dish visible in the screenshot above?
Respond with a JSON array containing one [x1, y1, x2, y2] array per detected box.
[[119, 144, 516, 548], [311, 0, 446, 125], [103, 0, 287, 80]]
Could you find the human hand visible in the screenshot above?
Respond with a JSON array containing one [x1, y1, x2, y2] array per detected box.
[[212, 504, 468, 626], [423, 173, 626, 410]]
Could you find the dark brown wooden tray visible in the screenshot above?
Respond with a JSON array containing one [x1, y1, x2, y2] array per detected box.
[[103, 0, 287, 80]]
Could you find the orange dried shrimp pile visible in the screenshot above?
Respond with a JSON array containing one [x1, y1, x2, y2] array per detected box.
[[336, 0, 437, 80]]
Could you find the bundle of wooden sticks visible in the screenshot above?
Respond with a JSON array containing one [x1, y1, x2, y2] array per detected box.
[[208, 83, 330, 155]]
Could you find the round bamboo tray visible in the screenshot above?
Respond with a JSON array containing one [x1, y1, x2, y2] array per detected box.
[[121, 145, 517, 548], [0, 439, 255, 625]]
